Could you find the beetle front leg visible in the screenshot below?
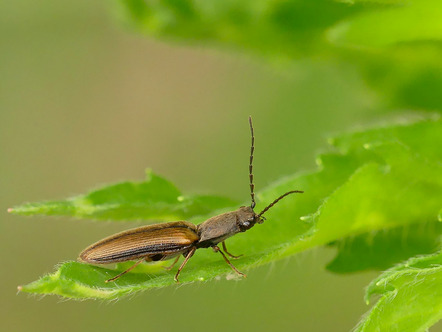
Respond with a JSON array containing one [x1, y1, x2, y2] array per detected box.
[[222, 241, 243, 259], [213, 245, 246, 278]]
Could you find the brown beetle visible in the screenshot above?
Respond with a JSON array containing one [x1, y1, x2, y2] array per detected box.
[[79, 117, 303, 283]]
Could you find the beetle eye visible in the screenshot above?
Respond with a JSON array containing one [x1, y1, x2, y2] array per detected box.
[[243, 221, 250, 227]]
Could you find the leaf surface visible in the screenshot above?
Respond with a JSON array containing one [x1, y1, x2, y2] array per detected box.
[[355, 251, 442, 332]]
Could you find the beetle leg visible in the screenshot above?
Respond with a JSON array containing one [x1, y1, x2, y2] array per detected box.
[[162, 255, 180, 271], [222, 241, 243, 259], [213, 245, 246, 278], [105, 259, 144, 283], [174, 247, 196, 283]]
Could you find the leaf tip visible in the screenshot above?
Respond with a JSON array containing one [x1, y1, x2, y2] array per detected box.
[[145, 168, 153, 177]]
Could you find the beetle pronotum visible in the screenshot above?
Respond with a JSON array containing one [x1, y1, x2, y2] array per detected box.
[[79, 117, 303, 283]]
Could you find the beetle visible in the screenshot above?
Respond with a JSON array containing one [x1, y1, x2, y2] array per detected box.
[[79, 117, 303, 283]]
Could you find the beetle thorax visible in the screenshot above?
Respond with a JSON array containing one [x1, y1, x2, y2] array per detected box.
[[196, 206, 257, 248]]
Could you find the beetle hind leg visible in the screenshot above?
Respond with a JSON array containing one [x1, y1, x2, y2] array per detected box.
[[105, 259, 144, 283]]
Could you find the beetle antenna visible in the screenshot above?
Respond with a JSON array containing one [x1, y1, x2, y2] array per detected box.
[[258, 190, 303, 218], [248, 116, 256, 209]]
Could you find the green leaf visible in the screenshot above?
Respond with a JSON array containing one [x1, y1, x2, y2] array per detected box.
[[355, 250, 442, 332], [116, 0, 362, 58], [116, 0, 442, 112], [15, 116, 442, 300], [327, 222, 442, 273], [119, 0, 442, 52], [328, 0, 442, 48], [17, 151, 360, 299], [9, 169, 238, 221]]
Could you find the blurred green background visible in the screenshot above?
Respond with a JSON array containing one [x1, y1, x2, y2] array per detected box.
[[1, 1, 439, 331]]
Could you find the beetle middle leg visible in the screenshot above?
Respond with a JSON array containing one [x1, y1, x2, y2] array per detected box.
[[213, 245, 246, 278], [222, 241, 243, 259], [174, 247, 196, 283]]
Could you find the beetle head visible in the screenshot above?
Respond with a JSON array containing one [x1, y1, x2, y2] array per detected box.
[[238, 191, 304, 232], [236, 206, 264, 232]]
